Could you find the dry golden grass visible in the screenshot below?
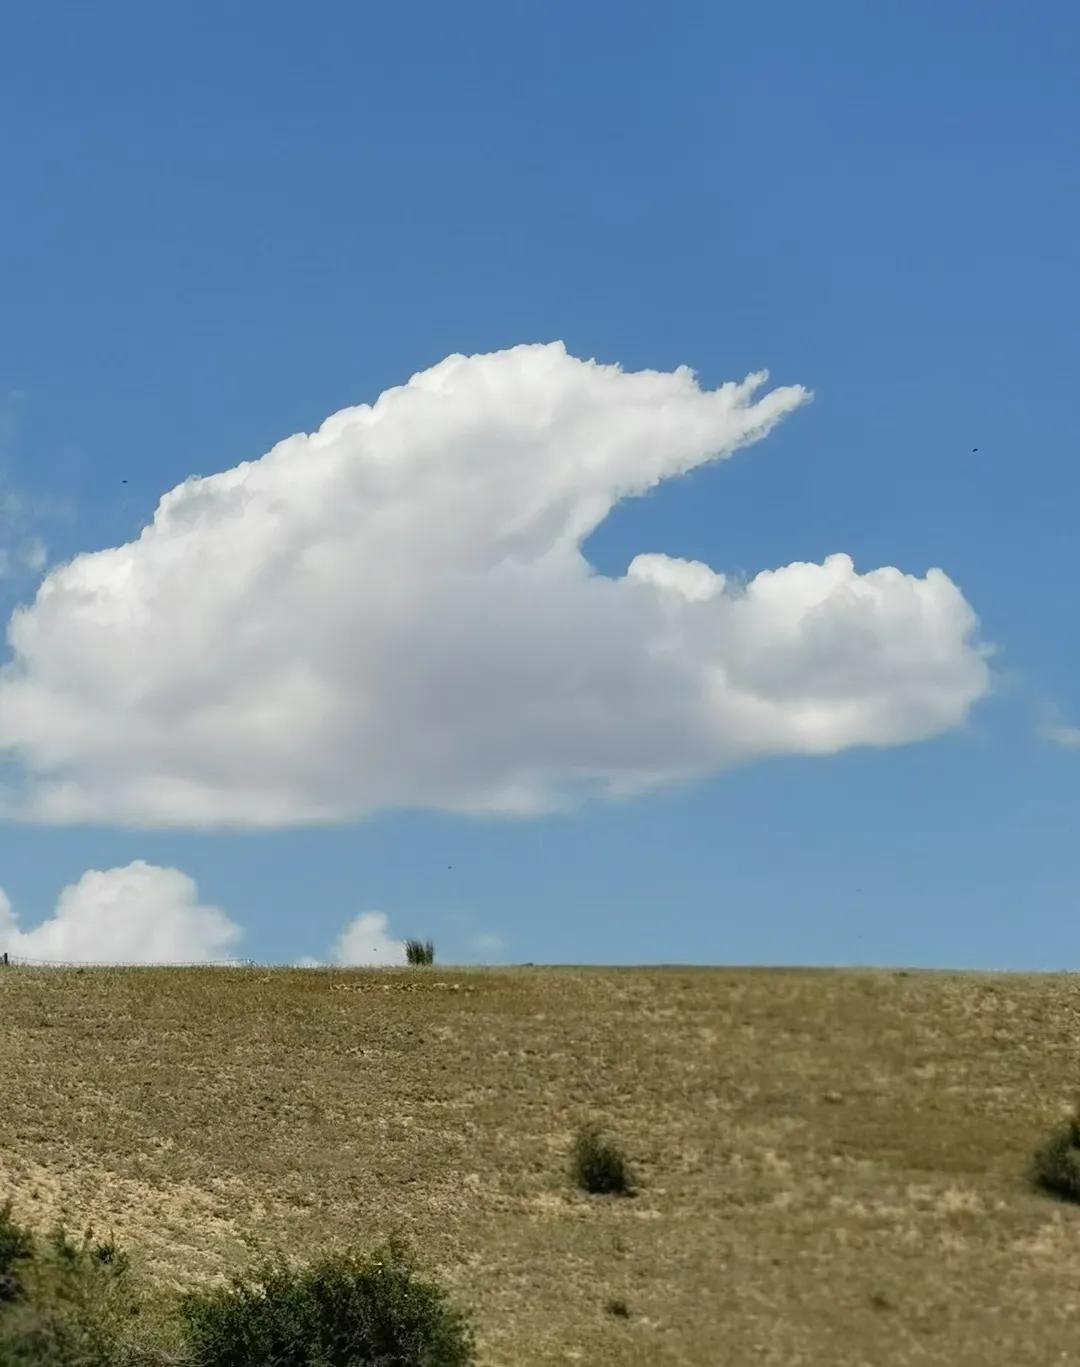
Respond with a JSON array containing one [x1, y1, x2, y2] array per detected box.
[[2, 964, 1080, 1364]]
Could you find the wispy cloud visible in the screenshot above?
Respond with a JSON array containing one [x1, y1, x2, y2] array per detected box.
[[470, 931, 507, 962], [0, 538, 48, 580], [1041, 720, 1080, 749], [0, 393, 54, 582], [1032, 698, 1080, 750]]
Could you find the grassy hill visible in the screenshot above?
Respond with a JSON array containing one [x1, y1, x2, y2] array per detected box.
[[2, 963, 1079, 1365]]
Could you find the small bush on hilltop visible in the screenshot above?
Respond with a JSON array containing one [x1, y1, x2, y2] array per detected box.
[[571, 1125, 634, 1197], [1031, 1112, 1080, 1203], [405, 939, 435, 966], [179, 1240, 474, 1367]]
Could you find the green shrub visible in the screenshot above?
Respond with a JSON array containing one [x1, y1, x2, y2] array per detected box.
[[1031, 1113, 1080, 1202], [0, 1216, 140, 1367], [405, 940, 435, 966], [3, 1209, 473, 1367], [571, 1125, 634, 1196], [178, 1241, 473, 1367], [0, 1202, 34, 1303]]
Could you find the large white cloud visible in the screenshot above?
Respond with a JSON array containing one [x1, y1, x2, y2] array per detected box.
[[0, 861, 241, 964], [0, 343, 989, 827]]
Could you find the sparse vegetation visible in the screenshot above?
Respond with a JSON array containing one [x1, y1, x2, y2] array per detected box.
[[405, 939, 435, 966], [571, 1124, 633, 1196], [179, 1241, 473, 1367], [8, 965, 1080, 1364], [1030, 1112, 1080, 1202]]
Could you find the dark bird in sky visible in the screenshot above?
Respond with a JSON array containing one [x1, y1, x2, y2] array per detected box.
[[971, 448, 978, 453]]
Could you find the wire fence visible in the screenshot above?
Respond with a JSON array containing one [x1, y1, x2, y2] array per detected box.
[[0, 954, 291, 969]]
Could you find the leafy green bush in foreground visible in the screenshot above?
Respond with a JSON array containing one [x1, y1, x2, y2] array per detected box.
[[2, 1201, 474, 1367], [0, 1206, 138, 1367], [179, 1241, 474, 1367]]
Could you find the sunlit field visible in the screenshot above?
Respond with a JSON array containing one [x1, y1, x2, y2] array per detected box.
[[2, 964, 1078, 1365]]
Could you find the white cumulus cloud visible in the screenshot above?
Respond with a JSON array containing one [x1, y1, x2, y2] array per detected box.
[[332, 911, 407, 966], [0, 343, 989, 827], [0, 860, 242, 964]]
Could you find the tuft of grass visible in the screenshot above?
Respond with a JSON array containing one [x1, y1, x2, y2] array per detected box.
[[570, 1124, 634, 1197], [405, 939, 435, 966], [179, 1239, 473, 1366], [1031, 1112, 1080, 1202]]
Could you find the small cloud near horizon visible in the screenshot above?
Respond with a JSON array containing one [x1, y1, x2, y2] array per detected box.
[[0, 867, 483, 969], [0, 861, 241, 964]]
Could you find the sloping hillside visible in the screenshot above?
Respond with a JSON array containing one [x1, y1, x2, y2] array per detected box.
[[2, 964, 1078, 1364]]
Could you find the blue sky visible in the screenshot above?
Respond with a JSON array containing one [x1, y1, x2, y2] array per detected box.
[[1, 0, 1078, 967]]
